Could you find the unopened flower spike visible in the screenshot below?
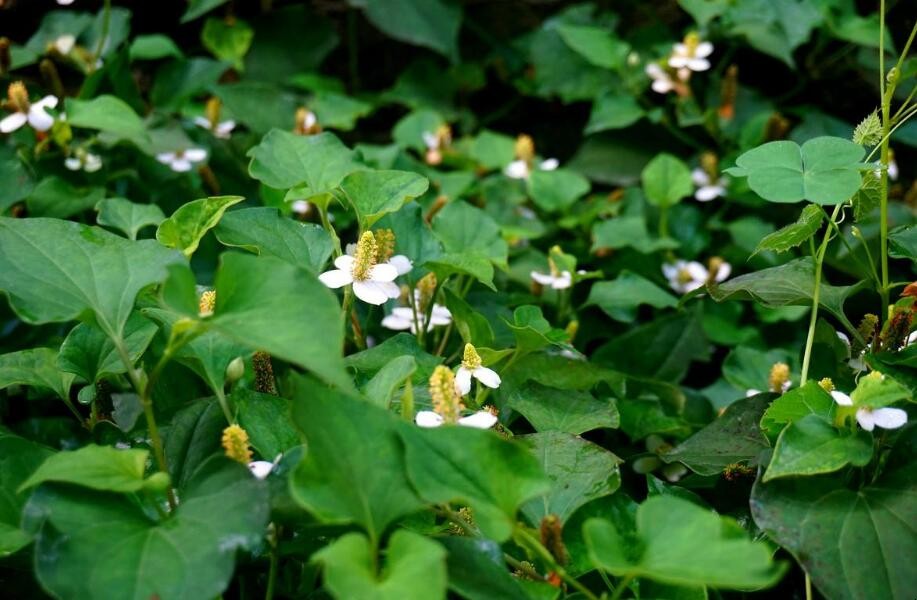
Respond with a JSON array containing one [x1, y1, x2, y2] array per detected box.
[[318, 231, 400, 305], [415, 365, 497, 429], [1, 81, 59, 133], [199, 290, 216, 317], [456, 343, 502, 396], [222, 424, 253, 464], [669, 32, 713, 73], [504, 133, 558, 180], [692, 152, 727, 202], [293, 106, 321, 135], [194, 97, 235, 139], [768, 362, 791, 393], [373, 228, 412, 275]]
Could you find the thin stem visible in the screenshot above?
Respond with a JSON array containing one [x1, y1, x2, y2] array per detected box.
[[609, 574, 635, 600], [318, 204, 342, 258], [214, 387, 233, 424], [265, 525, 280, 600], [435, 321, 454, 356], [92, 0, 112, 69], [503, 553, 546, 581], [514, 527, 600, 600], [806, 573, 813, 600]]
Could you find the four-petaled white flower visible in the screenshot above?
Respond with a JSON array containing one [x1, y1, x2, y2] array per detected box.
[[830, 390, 908, 432], [1, 86, 58, 134], [663, 259, 731, 294], [54, 34, 76, 55], [669, 35, 713, 72], [382, 291, 452, 333], [531, 269, 572, 289], [504, 157, 558, 180], [691, 167, 726, 202], [156, 148, 207, 172], [319, 231, 402, 305], [455, 343, 501, 396], [64, 149, 102, 173], [193, 116, 236, 139]]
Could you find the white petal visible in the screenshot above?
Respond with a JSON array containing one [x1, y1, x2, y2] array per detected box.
[[459, 411, 498, 429], [388, 255, 413, 276], [55, 35, 76, 54], [907, 330, 917, 346], [836, 331, 851, 350], [415, 411, 444, 428], [746, 389, 761, 397], [455, 367, 472, 396], [651, 79, 674, 94], [84, 154, 102, 172], [662, 262, 681, 281], [687, 58, 711, 71], [27, 107, 55, 132], [352, 280, 391, 305], [334, 254, 355, 271], [184, 148, 207, 162], [368, 262, 398, 283], [531, 271, 556, 285], [170, 158, 192, 172], [248, 461, 274, 479], [551, 271, 573, 289], [318, 269, 353, 288], [34, 96, 59, 110], [685, 261, 708, 282], [381, 314, 413, 330], [57, 0, 75, 4], [694, 186, 719, 202], [156, 152, 177, 164], [887, 161, 898, 181], [855, 409, 876, 431], [848, 355, 867, 372], [714, 262, 731, 282], [422, 131, 438, 149], [0, 112, 28, 133], [64, 157, 82, 171], [645, 63, 664, 78], [291, 200, 310, 214], [193, 116, 211, 129], [379, 281, 401, 299], [691, 167, 710, 186], [831, 390, 853, 406], [870, 407, 908, 430], [390, 307, 416, 319], [216, 120, 236, 137], [504, 160, 529, 179], [540, 158, 559, 171], [695, 41, 714, 57], [303, 111, 317, 128], [473, 366, 501, 389], [668, 56, 689, 69], [429, 305, 452, 325]]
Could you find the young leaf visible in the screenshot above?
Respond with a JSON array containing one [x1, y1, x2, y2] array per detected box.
[[156, 195, 244, 257], [19, 445, 152, 493], [763, 414, 873, 481], [95, 197, 166, 240], [585, 495, 786, 588], [727, 137, 865, 205], [0, 347, 75, 401], [247, 129, 364, 193], [507, 382, 619, 434], [340, 170, 429, 227], [641, 153, 693, 208], [753, 203, 824, 255], [759, 381, 835, 441]]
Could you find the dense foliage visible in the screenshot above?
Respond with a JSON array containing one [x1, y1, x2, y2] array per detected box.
[[0, 1, 915, 599]]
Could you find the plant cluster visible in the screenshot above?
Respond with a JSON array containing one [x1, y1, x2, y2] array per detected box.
[[0, 1, 915, 599]]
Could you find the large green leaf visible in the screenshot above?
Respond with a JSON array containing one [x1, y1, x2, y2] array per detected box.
[[0, 347, 74, 401], [759, 381, 835, 441], [214, 207, 332, 274], [507, 382, 618, 435], [556, 24, 629, 69], [751, 432, 917, 600], [19, 444, 152, 493], [156, 196, 244, 257], [289, 379, 425, 541], [0, 217, 183, 340], [527, 168, 591, 212], [585, 93, 644, 134], [233, 388, 300, 459], [201, 17, 253, 70], [314, 530, 447, 600], [662, 394, 771, 476], [64, 95, 148, 145], [340, 170, 429, 227], [727, 137, 865, 205], [204, 254, 350, 390], [585, 272, 677, 322], [584, 495, 785, 588], [431, 201, 508, 268], [348, 0, 461, 60], [763, 415, 872, 481], [27, 177, 105, 219], [439, 536, 537, 600], [162, 399, 226, 489], [57, 313, 158, 383], [401, 425, 550, 541], [642, 153, 693, 208], [708, 258, 863, 331], [0, 432, 54, 556], [247, 129, 364, 194], [31, 457, 269, 600], [519, 431, 622, 524], [95, 197, 166, 240]]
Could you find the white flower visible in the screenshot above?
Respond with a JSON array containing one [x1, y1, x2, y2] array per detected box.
[[248, 461, 274, 479], [53, 34, 76, 55], [645, 63, 680, 94], [830, 390, 908, 431], [319, 232, 402, 305], [382, 291, 451, 333], [455, 344, 501, 396], [193, 116, 235, 139], [156, 148, 207, 172], [1, 93, 59, 133], [503, 158, 558, 180], [414, 409, 498, 429], [64, 149, 102, 173], [669, 37, 713, 72], [691, 168, 726, 202], [663, 259, 730, 294], [531, 270, 572, 289]]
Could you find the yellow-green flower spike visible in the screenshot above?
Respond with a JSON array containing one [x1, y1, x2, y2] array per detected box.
[[417, 272, 437, 312], [429, 365, 463, 424], [514, 134, 535, 162], [818, 377, 834, 393], [462, 343, 482, 370], [7, 81, 28, 112], [768, 362, 790, 393], [221, 424, 252, 464], [352, 231, 378, 281], [199, 290, 216, 317], [373, 228, 396, 262]]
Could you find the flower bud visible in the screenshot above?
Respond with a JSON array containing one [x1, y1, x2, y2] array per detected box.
[[226, 356, 245, 383]]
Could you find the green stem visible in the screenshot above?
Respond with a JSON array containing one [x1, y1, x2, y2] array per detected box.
[[265, 525, 279, 600], [92, 0, 112, 69], [514, 527, 600, 600], [800, 204, 843, 386], [805, 573, 813, 600], [658, 205, 669, 240], [609, 574, 635, 600], [214, 387, 233, 424], [318, 204, 342, 258]]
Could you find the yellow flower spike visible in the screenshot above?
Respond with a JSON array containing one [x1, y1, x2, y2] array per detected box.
[[768, 362, 790, 393], [818, 378, 835, 393], [700, 151, 719, 180], [417, 272, 437, 312], [222, 424, 252, 465], [462, 343, 483, 370], [351, 231, 378, 282], [373, 228, 396, 263], [199, 290, 216, 317], [7, 81, 29, 112], [204, 97, 222, 128], [683, 31, 701, 54], [429, 365, 464, 424], [514, 134, 535, 163]]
